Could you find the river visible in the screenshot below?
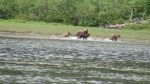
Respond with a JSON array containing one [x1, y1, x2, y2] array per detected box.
[[0, 37, 150, 84]]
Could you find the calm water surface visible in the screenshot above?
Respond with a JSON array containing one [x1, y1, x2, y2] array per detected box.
[[0, 37, 150, 84]]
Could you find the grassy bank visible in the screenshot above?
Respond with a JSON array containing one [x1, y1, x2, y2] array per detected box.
[[0, 19, 150, 40]]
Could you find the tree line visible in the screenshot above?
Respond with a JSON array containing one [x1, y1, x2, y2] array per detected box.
[[0, 0, 150, 27]]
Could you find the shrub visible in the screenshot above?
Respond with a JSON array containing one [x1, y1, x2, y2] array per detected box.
[[114, 19, 126, 24]]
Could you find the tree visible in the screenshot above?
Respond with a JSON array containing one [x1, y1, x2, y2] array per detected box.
[[0, 0, 149, 27], [0, 0, 18, 19]]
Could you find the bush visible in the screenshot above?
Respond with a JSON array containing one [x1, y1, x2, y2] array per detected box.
[[114, 19, 126, 24], [0, 0, 18, 19], [0, 0, 150, 27]]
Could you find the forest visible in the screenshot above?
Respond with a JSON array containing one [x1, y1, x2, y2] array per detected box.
[[0, 0, 150, 27]]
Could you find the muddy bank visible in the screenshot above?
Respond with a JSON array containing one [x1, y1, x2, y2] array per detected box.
[[0, 32, 150, 44]]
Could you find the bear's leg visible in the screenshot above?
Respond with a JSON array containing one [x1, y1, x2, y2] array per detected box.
[[114, 38, 117, 41]]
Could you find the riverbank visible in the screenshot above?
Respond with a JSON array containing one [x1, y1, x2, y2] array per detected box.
[[0, 19, 150, 43], [0, 32, 150, 44]]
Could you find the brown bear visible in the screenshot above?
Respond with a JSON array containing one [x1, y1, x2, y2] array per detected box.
[[110, 34, 121, 41], [80, 33, 90, 39], [75, 29, 90, 39], [62, 31, 71, 37], [83, 29, 88, 33]]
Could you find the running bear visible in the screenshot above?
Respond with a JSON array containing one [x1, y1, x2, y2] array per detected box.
[[62, 31, 71, 37], [110, 34, 121, 41], [75, 29, 90, 39]]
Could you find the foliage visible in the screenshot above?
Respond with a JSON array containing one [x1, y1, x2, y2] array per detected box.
[[0, 0, 18, 19], [0, 0, 150, 27]]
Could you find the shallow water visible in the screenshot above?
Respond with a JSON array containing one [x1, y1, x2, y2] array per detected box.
[[0, 37, 150, 84]]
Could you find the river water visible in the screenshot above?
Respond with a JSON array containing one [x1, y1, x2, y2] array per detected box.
[[0, 37, 150, 84]]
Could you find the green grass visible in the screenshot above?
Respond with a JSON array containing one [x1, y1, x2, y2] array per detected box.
[[0, 19, 150, 40]]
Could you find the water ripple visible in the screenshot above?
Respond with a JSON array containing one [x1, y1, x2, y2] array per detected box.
[[0, 37, 150, 83]]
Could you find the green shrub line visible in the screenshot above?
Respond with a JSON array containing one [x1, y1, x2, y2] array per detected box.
[[0, 0, 150, 27]]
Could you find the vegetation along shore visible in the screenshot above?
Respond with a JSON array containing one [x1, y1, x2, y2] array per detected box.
[[0, 19, 150, 42], [0, 0, 150, 42]]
